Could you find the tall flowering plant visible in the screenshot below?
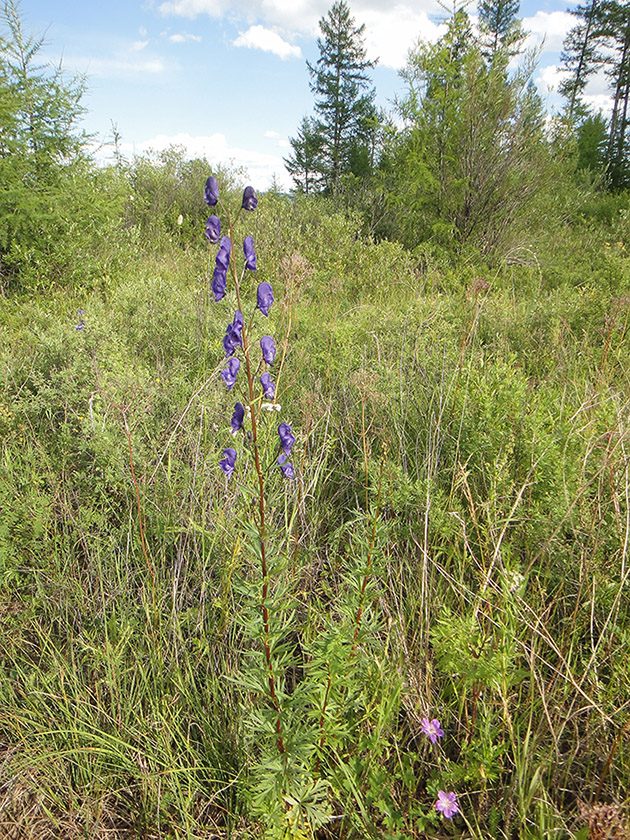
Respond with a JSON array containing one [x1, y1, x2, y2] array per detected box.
[[202, 177, 461, 837], [204, 178, 316, 827]]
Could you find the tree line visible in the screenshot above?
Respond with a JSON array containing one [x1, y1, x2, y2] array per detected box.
[[285, 0, 630, 244]]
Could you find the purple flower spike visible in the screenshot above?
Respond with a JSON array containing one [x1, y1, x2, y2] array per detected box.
[[221, 357, 240, 390], [257, 281, 274, 316], [421, 718, 444, 744], [278, 422, 295, 455], [243, 235, 257, 271], [205, 176, 219, 207], [205, 215, 221, 244], [230, 402, 245, 435], [75, 310, 85, 331], [260, 335, 276, 365], [216, 236, 231, 270], [241, 186, 257, 211], [212, 266, 227, 301], [219, 447, 236, 479], [260, 372, 275, 399], [435, 791, 458, 819]]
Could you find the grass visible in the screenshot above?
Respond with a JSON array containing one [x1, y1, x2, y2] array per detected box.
[[1, 193, 630, 838]]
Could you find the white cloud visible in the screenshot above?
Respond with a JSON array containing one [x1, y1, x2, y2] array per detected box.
[[265, 129, 290, 148], [583, 93, 613, 117], [537, 63, 570, 93], [169, 32, 202, 42], [158, 0, 230, 18], [157, 0, 445, 59], [75, 56, 167, 77], [131, 40, 149, 51], [361, 6, 446, 69], [233, 25, 301, 59], [120, 131, 292, 189], [522, 10, 574, 53]]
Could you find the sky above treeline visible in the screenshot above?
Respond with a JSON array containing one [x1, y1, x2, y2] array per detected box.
[[18, 0, 608, 188]]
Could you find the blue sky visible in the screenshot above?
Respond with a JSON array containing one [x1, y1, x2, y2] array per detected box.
[[16, 0, 604, 188]]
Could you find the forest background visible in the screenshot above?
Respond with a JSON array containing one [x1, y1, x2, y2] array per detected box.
[[1, 0, 630, 837]]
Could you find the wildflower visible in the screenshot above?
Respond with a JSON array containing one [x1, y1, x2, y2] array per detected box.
[[223, 312, 243, 357], [216, 236, 231, 270], [281, 461, 295, 479], [204, 176, 219, 207], [260, 372, 275, 399], [205, 215, 221, 244], [421, 718, 444, 744], [177, 214, 183, 226], [75, 310, 85, 331], [241, 186, 257, 211], [244, 236, 257, 271], [230, 402, 245, 434], [262, 402, 282, 412], [435, 791, 459, 819], [257, 281, 274, 316], [260, 335, 276, 365], [219, 447, 236, 479], [221, 358, 240, 390], [277, 452, 295, 479], [212, 266, 227, 302], [278, 422, 295, 455]]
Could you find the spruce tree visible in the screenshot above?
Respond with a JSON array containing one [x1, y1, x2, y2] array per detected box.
[[286, 0, 377, 194], [478, 0, 523, 61], [284, 116, 325, 195]]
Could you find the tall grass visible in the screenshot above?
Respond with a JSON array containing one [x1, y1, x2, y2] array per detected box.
[[1, 192, 629, 838]]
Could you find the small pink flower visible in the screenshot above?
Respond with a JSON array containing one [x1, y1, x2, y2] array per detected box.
[[421, 717, 444, 743], [435, 790, 459, 819]]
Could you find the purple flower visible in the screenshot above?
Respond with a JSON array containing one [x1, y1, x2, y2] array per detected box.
[[278, 422, 295, 455], [243, 235, 257, 271], [219, 447, 236, 479], [212, 266, 227, 302], [277, 453, 296, 479], [75, 310, 85, 331], [281, 461, 295, 479], [230, 402, 245, 435], [260, 372, 275, 399], [221, 357, 240, 390], [260, 335, 276, 365], [204, 176, 219, 207], [223, 313, 243, 357], [435, 791, 458, 819], [216, 236, 231, 270], [421, 718, 444, 744], [205, 215, 221, 244], [241, 186, 257, 211], [257, 281, 274, 316]]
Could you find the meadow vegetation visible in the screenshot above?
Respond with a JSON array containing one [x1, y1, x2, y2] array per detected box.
[[2, 1, 630, 838]]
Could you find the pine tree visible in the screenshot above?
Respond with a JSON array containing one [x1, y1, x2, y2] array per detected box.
[[299, 0, 377, 193], [478, 0, 523, 61]]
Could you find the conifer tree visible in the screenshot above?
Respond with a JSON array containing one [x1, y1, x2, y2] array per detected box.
[[285, 0, 377, 193], [559, 0, 602, 120], [559, 0, 630, 187], [478, 0, 523, 61], [284, 116, 325, 195]]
